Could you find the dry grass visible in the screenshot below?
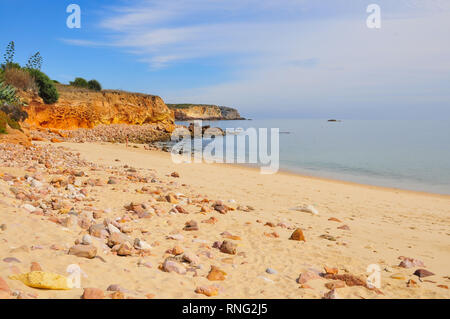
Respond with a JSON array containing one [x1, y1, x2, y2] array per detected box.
[[4, 67, 37, 92]]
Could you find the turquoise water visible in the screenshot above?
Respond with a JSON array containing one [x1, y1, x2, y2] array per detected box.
[[176, 119, 450, 194]]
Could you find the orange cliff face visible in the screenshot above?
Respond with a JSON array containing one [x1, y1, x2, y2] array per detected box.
[[20, 84, 175, 132]]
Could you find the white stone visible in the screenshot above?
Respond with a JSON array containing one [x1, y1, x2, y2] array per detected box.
[[290, 204, 319, 215], [82, 234, 93, 245], [31, 179, 43, 188], [22, 204, 36, 212], [107, 223, 121, 234]]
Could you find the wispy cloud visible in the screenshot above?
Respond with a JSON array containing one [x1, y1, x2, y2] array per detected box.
[[62, 0, 450, 118]]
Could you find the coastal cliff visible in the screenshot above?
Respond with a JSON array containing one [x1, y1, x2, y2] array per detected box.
[[167, 104, 245, 121], [20, 84, 175, 132]]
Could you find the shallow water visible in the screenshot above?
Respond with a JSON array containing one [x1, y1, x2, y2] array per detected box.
[[175, 119, 450, 195]]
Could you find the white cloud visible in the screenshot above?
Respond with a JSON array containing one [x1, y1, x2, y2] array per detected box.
[[63, 0, 450, 118]]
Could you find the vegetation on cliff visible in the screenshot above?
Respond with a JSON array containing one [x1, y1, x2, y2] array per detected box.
[[0, 41, 173, 139], [1, 41, 59, 105], [167, 103, 216, 109], [0, 81, 27, 133], [27, 69, 59, 104], [69, 77, 102, 91]]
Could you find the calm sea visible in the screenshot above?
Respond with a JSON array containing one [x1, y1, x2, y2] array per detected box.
[[176, 119, 450, 195]]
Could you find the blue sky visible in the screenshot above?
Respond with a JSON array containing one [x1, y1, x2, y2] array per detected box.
[[1, 0, 449, 119]]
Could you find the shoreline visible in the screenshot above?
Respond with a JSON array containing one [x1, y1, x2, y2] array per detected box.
[[275, 166, 450, 199], [1, 140, 448, 299], [153, 143, 450, 199]]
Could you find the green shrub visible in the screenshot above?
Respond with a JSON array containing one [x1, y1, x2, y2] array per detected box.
[[27, 69, 59, 104], [88, 79, 102, 91], [69, 77, 89, 88]]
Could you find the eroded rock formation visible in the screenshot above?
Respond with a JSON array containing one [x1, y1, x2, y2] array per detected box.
[[20, 85, 175, 132]]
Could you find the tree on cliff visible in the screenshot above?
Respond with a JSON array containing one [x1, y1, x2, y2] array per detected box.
[[70, 77, 102, 91], [28, 69, 59, 104], [70, 77, 89, 88], [87, 79, 102, 91], [26, 52, 43, 70], [3, 41, 15, 65], [1, 41, 21, 71]]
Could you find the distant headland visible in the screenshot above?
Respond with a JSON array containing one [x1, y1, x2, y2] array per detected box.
[[167, 104, 246, 121]]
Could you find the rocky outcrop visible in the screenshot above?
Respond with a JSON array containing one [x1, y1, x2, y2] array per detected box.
[[20, 84, 175, 132], [167, 104, 244, 121], [218, 106, 244, 120]]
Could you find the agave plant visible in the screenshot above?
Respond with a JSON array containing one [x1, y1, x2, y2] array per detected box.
[[0, 81, 28, 123], [0, 80, 21, 104]]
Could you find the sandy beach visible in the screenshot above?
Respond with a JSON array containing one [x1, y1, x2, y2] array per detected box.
[[0, 141, 449, 299]]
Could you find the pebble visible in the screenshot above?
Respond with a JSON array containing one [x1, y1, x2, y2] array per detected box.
[[167, 246, 184, 255], [22, 204, 36, 212], [167, 234, 184, 241], [324, 266, 339, 275], [207, 266, 227, 281], [325, 281, 346, 289], [107, 284, 126, 293], [81, 288, 104, 299], [220, 241, 237, 255], [290, 228, 306, 241], [110, 291, 125, 299], [266, 268, 277, 275], [297, 271, 320, 284], [31, 179, 43, 188], [323, 289, 340, 299], [398, 257, 425, 269], [108, 232, 130, 247], [134, 238, 151, 250], [30, 262, 42, 272], [291, 204, 319, 215], [107, 223, 121, 234], [68, 245, 97, 259], [82, 234, 93, 245], [182, 251, 200, 266], [117, 242, 133, 256], [414, 269, 434, 278], [195, 285, 219, 297], [162, 258, 187, 275], [3, 257, 21, 263], [183, 220, 199, 231]]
